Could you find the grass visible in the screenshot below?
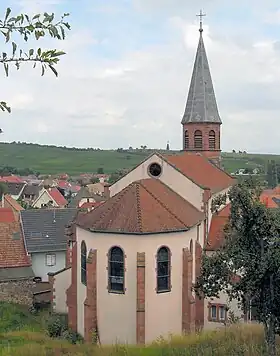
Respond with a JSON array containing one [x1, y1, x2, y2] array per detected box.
[[0, 142, 279, 175], [0, 302, 279, 355]]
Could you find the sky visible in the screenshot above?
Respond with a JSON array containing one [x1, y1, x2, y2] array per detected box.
[[1, 0, 280, 153]]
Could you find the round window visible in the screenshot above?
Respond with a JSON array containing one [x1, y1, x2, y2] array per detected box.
[[148, 163, 162, 177]]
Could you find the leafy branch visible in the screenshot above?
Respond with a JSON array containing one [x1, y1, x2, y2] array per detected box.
[[0, 7, 70, 115]]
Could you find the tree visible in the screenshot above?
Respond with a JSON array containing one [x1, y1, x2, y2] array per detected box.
[[90, 176, 99, 184], [0, 7, 70, 128], [194, 178, 280, 356], [97, 167, 104, 174], [0, 182, 7, 197]]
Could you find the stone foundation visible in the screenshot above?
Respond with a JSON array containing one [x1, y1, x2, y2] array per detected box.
[[0, 279, 34, 306]]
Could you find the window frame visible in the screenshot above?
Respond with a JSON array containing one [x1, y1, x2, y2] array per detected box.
[[208, 130, 216, 149], [208, 303, 227, 323], [45, 253, 56, 267], [184, 130, 189, 149], [156, 246, 171, 294], [194, 130, 203, 149], [108, 246, 125, 294], [81, 240, 87, 286]]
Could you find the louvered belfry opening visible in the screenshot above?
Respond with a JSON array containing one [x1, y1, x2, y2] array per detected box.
[[194, 130, 203, 149], [209, 130, 216, 149], [184, 130, 189, 149]]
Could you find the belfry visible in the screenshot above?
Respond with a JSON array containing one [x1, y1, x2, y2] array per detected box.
[[181, 11, 222, 166]]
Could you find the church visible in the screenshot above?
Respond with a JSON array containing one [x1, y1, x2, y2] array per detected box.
[[49, 15, 243, 344]]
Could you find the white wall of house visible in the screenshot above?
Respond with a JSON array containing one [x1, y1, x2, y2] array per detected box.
[[76, 223, 200, 344], [31, 251, 66, 281], [32, 190, 59, 208], [109, 154, 204, 211], [53, 267, 71, 314], [78, 197, 95, 208]]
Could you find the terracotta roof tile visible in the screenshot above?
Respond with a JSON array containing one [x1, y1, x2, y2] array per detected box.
[[80, 201, 104, 209], [76, 178, 204, 234], [0, 175, 23, 183], [0, 208, 31, 268], [48, 188, 67, 206], [163, 152, 235, 192], [260, 191, 280, 208], [3, 195, 24, 212], [206, 204, 230, 251]]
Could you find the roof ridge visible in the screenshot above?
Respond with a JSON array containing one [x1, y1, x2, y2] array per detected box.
[[139, 180, 190, 228], [135, 183, 143, 233]]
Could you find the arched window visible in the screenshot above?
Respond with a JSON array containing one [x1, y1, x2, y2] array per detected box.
[[81, 241, 87, 285], [157, 246, 171, 293], [108, 246, 125, 293], [209, 130, 216, 149], [194, 130, 203, 149], [184, 130, 189, 149]]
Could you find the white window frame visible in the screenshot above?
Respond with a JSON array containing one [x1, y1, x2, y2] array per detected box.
[[45, 253, 56, 266]]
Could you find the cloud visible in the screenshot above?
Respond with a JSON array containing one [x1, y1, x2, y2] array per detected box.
[[1, 0, 280, 153]]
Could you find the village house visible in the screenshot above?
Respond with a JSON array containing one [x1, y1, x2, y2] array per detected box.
[[0, 176, 26, 201], [32, 187, 68, 208], [20, 208, 78, 281], [49, 20, 245, 345], [0, 208, 34, 305], [68, 186, 105, 210]]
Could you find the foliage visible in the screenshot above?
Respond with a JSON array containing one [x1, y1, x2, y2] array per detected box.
[[0, 324, 276, 355], [0, 182, 7, 196], [97, 167, 104, 174], [195, 178, 280, 356], [47, 314, 67, 338], [0, 7, 70, 128]]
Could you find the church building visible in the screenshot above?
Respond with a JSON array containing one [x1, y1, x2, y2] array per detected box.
[[49, 13, 243, 344]]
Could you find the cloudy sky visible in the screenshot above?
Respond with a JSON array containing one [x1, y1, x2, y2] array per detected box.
[[1, 0, 280, 153]]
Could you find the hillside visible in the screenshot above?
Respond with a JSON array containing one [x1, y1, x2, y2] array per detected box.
[[0, 142, 278, 175]]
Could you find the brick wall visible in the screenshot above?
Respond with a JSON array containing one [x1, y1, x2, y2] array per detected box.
[[182, 122, 221, 152], [195, 241, 204, 331], [84, 249, 97, 343], [136, 252, 145, 344], [66, 241, 78, 332], [0, 279, 34, 306], [182, 247, 196, 333]]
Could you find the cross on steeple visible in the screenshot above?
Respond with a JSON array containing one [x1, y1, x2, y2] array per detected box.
[[196, 10, 206, 33]]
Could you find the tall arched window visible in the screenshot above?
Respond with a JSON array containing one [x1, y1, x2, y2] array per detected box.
[[108, 246, 125, 293], [157, 246, 171, 293], [209, 130, 216, 149], [81, 241, 87, 285], [184, 130, 189, 149], [194, 130, 203, 149]]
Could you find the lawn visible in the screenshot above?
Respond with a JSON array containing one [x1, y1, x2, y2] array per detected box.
[[0, 142, 279, 175], [0, 301, 278, 355]]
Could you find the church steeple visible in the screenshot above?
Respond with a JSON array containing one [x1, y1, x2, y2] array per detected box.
[[181, 11, 222, 166]]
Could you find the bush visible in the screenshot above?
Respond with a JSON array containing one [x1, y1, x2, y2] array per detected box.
[[61, 329, 84, 344], [47, 315, 67, 338]]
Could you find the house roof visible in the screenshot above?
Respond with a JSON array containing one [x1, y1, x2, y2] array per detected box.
[[181, 29, 221, 124], [0, 208, 32, 269], [68, 186, 104, 208], [0, 175, 24, 183], [22, 184, 40, 197], [4, 182, 26, 197], [48, 187, 67, 206], [80, 201, 104, 209], [163, 152, 235, 192], [76, 178, 204, 234], [3, 195, 24, 212], [20, 208, 78, 253], [207, 204, 230, 251], [0, 266, 34, 282], [260, 189, 280, 208]]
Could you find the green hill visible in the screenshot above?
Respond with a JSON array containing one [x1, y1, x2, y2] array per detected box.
[[0, 142, 278, 176]]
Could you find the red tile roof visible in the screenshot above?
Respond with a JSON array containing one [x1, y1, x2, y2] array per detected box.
[[48, 188, 67, 207], [0, 208, 31, 268], [3, 195, 24, 212], [260, 189, 280, 208], [0, 175, 23, 183], [206, 204, 230, 251], [80, 201, 104, 209], [163, 152, 235, 193], [76, 178, 204, 234]]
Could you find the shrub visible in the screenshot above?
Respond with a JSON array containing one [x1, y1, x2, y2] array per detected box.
[[46, 315, 67, 338]]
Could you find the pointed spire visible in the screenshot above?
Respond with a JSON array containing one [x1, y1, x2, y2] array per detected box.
[[181, 11, 221, 125]]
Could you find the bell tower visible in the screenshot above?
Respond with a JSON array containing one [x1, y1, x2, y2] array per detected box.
[[181, 11, 222, 166]]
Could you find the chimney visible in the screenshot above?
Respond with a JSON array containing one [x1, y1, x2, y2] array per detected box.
[[103, 182, 111, 199]]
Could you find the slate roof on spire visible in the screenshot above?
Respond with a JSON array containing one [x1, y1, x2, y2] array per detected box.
[[181, 31, 221, 124]]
